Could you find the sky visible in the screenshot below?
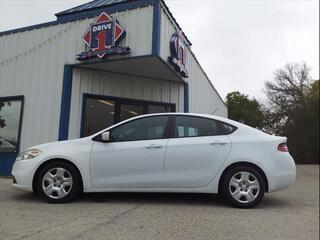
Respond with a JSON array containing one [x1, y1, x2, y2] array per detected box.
[[0, 0, 319, 100]]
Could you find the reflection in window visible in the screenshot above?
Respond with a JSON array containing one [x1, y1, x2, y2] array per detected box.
[[175, 116, 219, 138], [110, 116, 169, 142], [0, 99, 23, 153], [82, 99, 115, 137], [119, 104, 143, 122]]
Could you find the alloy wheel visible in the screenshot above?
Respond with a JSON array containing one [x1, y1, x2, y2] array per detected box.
[[228, 171, 260, 203], [42, 167, 73, 199]]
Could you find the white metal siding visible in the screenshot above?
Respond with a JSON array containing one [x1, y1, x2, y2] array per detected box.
[[68, 67, 184, 139], [0, 22, 73, 151], [159, 6, 228, 118], [0, 6, 154, 150]]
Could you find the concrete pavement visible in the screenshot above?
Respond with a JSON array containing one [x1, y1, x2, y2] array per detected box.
[[0, 165, 319, 240]]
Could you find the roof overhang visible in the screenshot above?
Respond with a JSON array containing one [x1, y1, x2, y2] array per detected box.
[[73, 55, 185, 83]]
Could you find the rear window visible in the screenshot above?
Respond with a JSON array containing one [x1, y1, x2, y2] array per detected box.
[[173, 116, 237, 137], [175, 116, 219, 137]]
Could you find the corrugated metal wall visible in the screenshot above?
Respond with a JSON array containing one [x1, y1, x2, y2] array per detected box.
[[68, 67, 184, 139], [159, 6, 228, 117], [0, 6, 154, 150], [0, 1, 227, 153]]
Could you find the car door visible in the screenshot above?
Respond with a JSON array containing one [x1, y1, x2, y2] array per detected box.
[[90, 115, 170, 189], [164, 115, 232, 188]]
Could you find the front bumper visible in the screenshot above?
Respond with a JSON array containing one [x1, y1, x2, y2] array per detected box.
[[11, 159, 38, 192], [259, 151, 296, 193]]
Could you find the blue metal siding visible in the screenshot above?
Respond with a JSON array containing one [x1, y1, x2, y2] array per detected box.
[[0, 155, 16, 176], [152, 0, 161, 55], [184, 82, 189, 113], [58, 65, 73, 141]]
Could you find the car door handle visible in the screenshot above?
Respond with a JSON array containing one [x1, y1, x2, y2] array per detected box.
[[145, 144, 163, 149], [210, 141, 227, 146]]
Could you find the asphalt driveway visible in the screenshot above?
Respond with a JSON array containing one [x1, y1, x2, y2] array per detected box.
[[0, 165, 319, 240]]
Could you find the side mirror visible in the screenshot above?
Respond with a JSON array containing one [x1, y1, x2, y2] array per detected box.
[[101, 132, 110, 142]]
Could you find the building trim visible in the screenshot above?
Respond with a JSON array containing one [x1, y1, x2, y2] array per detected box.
[[183, 82, 189, 113], [152, 0, 161, 55], [0, 95, 24, 176], [56, 0, 153, 21], [0, 0, 156, 37], [159, 0, 192, 47], [58, 65, 73, 141]]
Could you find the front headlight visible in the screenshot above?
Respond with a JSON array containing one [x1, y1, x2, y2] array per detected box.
[[16, 149, 42, 161]]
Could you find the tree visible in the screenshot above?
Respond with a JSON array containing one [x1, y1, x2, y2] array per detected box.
[[226, 91, 265, 129], [264, 62, 319, 164], [303, 80, 319, 163]]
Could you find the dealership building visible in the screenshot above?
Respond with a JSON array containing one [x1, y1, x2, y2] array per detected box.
[[0, 0, 227, 175]]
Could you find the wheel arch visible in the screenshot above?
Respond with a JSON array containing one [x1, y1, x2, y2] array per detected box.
[[32, 158, 84, 193], [218, 161, 269, 193]]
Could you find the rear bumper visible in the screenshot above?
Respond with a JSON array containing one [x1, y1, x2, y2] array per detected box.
[[259, 152, 296, 193]]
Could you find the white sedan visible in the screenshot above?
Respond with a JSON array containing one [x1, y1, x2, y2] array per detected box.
[[11, 113, 296, 208]]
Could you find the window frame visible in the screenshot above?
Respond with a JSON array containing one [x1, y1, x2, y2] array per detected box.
[[0, 95, 24, 155], [81, 93, 176, 137], [93, 114, 237, 143], [169, 115, 237, 139]]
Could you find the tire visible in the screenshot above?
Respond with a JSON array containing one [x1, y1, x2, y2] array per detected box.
[[221, 165, 266, 208], [37, 162, 81, 203]]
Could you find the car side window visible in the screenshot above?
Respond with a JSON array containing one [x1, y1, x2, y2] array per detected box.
[[174, 116, 236, 138], [221, 122, 237, 135], [110, 116, 169, 142]]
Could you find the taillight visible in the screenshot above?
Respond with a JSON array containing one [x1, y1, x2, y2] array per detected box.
[[277, 143, 289, 152]]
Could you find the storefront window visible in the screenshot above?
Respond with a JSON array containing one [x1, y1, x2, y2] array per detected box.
[[0, 97, 23, 154], [81, 95, 175, 137], [83, 98, 115, 137], [148, 105, 173, 114], [119, 104, 144, 122]]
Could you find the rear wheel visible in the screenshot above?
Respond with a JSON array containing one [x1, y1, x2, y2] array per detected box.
[[221, 166, 265, 208], [37, 162, 81, 203]]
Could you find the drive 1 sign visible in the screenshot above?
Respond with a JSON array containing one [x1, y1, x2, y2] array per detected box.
[[77, 12, 130, 60]]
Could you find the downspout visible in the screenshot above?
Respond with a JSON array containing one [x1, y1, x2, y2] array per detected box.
[[184, 81, 189, 113]]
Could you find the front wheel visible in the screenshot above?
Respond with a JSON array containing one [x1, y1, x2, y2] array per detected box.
[[221, 166, 266, 208], [37, 162, 81, 203]]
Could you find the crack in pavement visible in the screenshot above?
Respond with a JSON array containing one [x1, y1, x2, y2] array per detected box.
[[15, 217, 79, 240], [69, 204, 142, 240]]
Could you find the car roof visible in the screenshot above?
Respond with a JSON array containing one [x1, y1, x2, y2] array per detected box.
[[123, 112, 250, 129], [130, 112, 234, 124]]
